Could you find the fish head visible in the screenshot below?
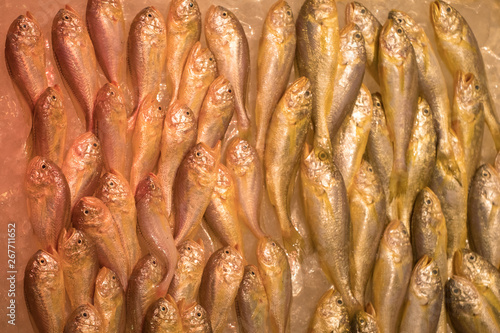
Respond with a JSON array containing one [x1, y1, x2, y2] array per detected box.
[[96, 82, 125, 108], [283, 77, 312, 122], [141, 254, 166, 283], [383, 220, 411, 260], [72, 132, 102, 163], [305, 0, 337, 23], [214, 164, 234, 197], [454, 71, 484, 116], [411, 255, 442, 302], [389, 10, 420, 42], [354, 308, 378, 333], [301, 140, 335, 191], [415, 97, 433, 126], [135, 173, 164, 203], [446, 276, 482, 315], [134, 6, 166, 35], [186, 142, 220, 182], [25, 157, 60, 195], [181, 302, 211, 331], [454, 249, 494, 287], [95, 266, 122, 299], [8, 12, 42, 43], [414, 187, 444, 230], [214, 246, 244, 284], [257, 237, 287, 271], [188, 42, 217, 75], [339, 23, 366, 65], [149, 296, 181, 327], [241, 265, 262, 289], [96, 171, 130, 203], [352, 84, 372, 128], [170, 0, 200, 24], [167, 102, 195, 132], [53, 5, 85, 36], [226, 139, 258, 175], [352, 160, 382, 205], [72, 196, 107, 228], [371, 92, 387, 126], [205, 5, 238, 36], [315, 288, 350, 331], [379, 18, 413, 65], [267, 0, 294, 38], [35, 86, 65, 119], [177, 239, 205, 276], [430, 1, 463, 43], [26, 249, 60, 280], [207, 75, 235, 111], [140, 96, 166, 121], [345, 2, 380, 44], [57, 228, 93, 262], [69, 304, 102, 330], [473, 164, 500, 201]]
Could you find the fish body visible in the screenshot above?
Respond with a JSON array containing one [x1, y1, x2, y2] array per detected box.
[[353, 304, 379, 333], [236, 265, 269, 333], [94, 267, 126, 333], [180, 301, 213, 333], [63, 303, 103, 333], [308, 288, 350, 333]]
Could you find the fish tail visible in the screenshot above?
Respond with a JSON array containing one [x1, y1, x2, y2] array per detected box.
[[389, 163, 408, 219], [283, 226, 305, 263]]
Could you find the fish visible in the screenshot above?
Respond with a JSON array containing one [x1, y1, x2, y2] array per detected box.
[[204, 164, 244, 251], [332, 84, 373, 190], [468, 164, 500, 268], [52, 5, 99, 132], [94, 82, 127, 175], [226, 138, 266, 239], [94, 267, 126, 333], [177, 42, 218, 119], [327, 23, 367, 138], [371, 220, 413, 333], [349, 160, 386, 306], [174, 142, 220, 245], [236, 265, 269, 333], [265, 77, 312, 253], [25, 156, 71, 250], [135, 174, 178, 296], [166, 0, 201, 104], [197, 75, 235, 148], [129, 96, 166, 193], [180, 301, 213, 333], [353, 304, 379, 333], [256, 237, 292, 333], [205, 5, 251, 134], [95, 170, 141, 271], [199, 246, 245, 332], [24, 249, 66, 333], [143, 296, 183, 333], [157, 102, 197, 219], [63, 303, 103, 333], [72, 196, 129, 289], [32, 86, 67, 167], [430, 0, 500, 150], [254, 0, 296, 157], [61, 132, 103, 208], [86, 0, 127, 85], [169, 239, 206, 304], [126, 254, 166, 333], [5, 12, 47, 108], [308, 288, 350, 333], [57, 228, 99, 311], [345, 2, 382, 83], [399, 255, 443, 333]]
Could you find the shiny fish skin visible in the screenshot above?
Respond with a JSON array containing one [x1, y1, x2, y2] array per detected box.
[[166, 0, 201, 105], [254, 0, 296, 157], [62, 132, 103, 208], [468, 164, 500, 268], [52, 5, 99, 132], [5, 12, 47, 108], [63, 303, 103, 333], [236, 265, 269, 333], [24, 249, 66, 333], [180, 301, 213, 333], [143, 296, 183, 333], [32, 86, 67, 167], [353, 304, 379, 333], [94, 267, 126, 333], [308, 288, 350, 333], [199, 246, 244, 332], [205, 5, 251, 133], [25, 156, 71, 250]]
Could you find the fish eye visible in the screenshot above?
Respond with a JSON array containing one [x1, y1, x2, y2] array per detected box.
[[40, 259, 45, 264], [423, 109, 429, 115], [93, 143, 98, 147], [225, 250, 229, 254], [151, 183, 156, 190], [475, 85, 480, 90], [52, 95, 57, 100], [469, 254, 476, 261], [109, 181, 114, 186], [197, 312, 202, 317], [397, 18, 403, 24], [148, 13, 152, 18], [368, 167, 373, 172], [152, 260, 157, 265], [432, 268, 438, 275], [355, 33, 361, 39], [77, 239, 82, 244], [426, 198, 432, 205], [196, 152, 201, 157], [64, 15, 69, 20], [271, 242, 276, 246], [83, 312, 88, 317], [376, 102, 381, 107], [228, 89, 232, 93], [402, 229, 408, 235], [187, 246, 191, 250], [453, 288, 459, 294], [251, 271, 255, 275], [483, 170, 490, 178], [112, 275, 116, 280], [186, 111, 190, 115], [222, 12, 227, 17], [161, 306, 166, 311], [397, 28, 403, 34], [158, 106, 162, 111], [360, 319, 365, 324], [22, 24, 27, 28], [446, 7, 451, 13], [84, 210, 89, 215], [110, 91, 114, 96], [319, 151, 327, 161], [304, 90, 311, 97], [189, 3, 193, 7], [337, 299, 343, 305], [209, 57, 213, 61], [41, 164, 46, 169], [360, 8, 366, 14]]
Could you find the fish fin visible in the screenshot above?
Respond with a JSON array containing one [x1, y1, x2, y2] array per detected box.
[[389, 167, 408, 218]]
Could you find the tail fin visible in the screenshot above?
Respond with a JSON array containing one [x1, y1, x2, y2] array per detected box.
[[389, 165, 408, 220]]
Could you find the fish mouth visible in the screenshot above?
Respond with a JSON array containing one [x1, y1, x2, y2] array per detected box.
[[453, 249, 464, 275], [416, 255, 432, 271], [62, 227, 77, 244], [430, 1, 441, 22], [345, 3, 355, 22]]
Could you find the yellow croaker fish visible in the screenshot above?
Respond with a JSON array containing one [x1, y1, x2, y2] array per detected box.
[[166, 0, 201, 105], [345, 2, 382, 82], [158, 102, 197, 219], [296, 0, 339, 140], [169, 239, 206, 304], [197, 75, 235, 148], [5, 12, 47, 108], [371, 220, 412, 333], [308, 288, 350, 333], [32, 86, 67, 167], [204, 164, 244, 251], [265, 77, 312, 254], [254, 0, 296, 157], [72, 196, 129, 289], [226, 138, 266, 239], [333, 84, 373, 190], [25, 156, 71, 250], [353, 304, 379, 333], [94, 83, 127, 175], [431, 0, 500, 149], [400, 98, 437, 231], [135, 174, 178, 297], [236, 265, 269, 333], [52, 5, 99, 132], [126, 254, 166, 333], [468, 164, 500, 268], [24, 249, 66, 333], [180, 301, 213, 333], [129, 96, 166, 193], [63, 303, 103, 333], [399, 256, 443, 333], [349, 160, 386, 306], [94, 267, 126, 333], [86, 0, 126, 86], [199, 246, 244, 332], [300, 138, 360, 315], [143, 296, 183, 333], [57, 228, 99, 312], [177, 42, 218, 118], [95, 170, 141, 271], [174, 142, 221, 245], [257, 237, 292, 333], [378, 17, 418, 207], [452, 71, 485, 186], [127, 6, 167, 128], [327, 23, 367, 138], [205, 5, 251, 134], [62, 132, 104, 208]]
